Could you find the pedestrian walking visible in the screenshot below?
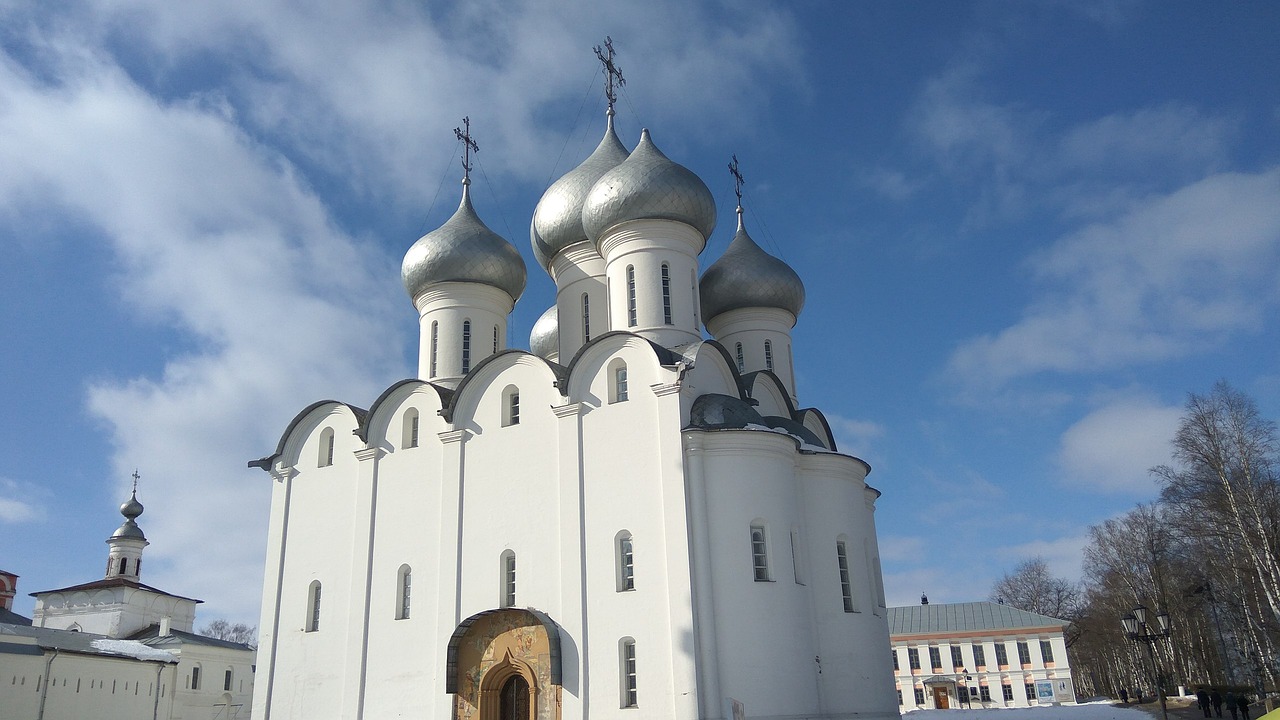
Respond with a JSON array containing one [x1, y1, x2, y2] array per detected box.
[[1199, 688, 1212, 717], [1211, 689, 1223, 717], [1239, 694, 1250, 720], [1226, 691, 1238, 720], [1120, 688, 1129, 704]]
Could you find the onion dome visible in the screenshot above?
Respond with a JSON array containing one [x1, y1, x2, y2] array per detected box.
[[111, 488, 146, 540], [582, 129, 717, 246], [699, 210, 805, 322], [402, 184, 527, 303], [529, 306, 559, 360], [531, 113, 630, 271]]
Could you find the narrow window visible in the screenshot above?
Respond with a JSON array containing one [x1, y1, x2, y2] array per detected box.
[[617, 532, 635, 591], [735, 343, 744, 373], [837, 540, 854, 612], [582, 293, 591, 342], [898, 689, 903, 705], [620, 638, 637, 708], [307, 580, 322, 632], [973, 645, 986, 668], [994, 643, 1008, 666], [509, 391, 520, 426], [1017, 641, 1031, 665], [893, 650, 899, 671], [626, 266, 637, 327], [764, 340, 774, 371], [929, 646, 941, 671], [690, 268, 698, 329], [461, 320, 472, 373], [223, 669, 232, 692], [908, 648, 920, 670], [914, 688, 925, 705], [318, 428, 335, 467], [402, 408, 420, 449], [615, 366, 629, 403], [1040, 640, 1054, 663], [1003, 684, 1014, 701], [750, 525, 769, 581], [430, 321, 439, 377], [397, 565, 412, 620], [979, 686, 992, 702], [493, 325, 499, 354], [500, 551, 516, 608], [191, 666, 201, 690], [1025, 683, 1036, 702], [119, 557, 128, 575], [660, 263, 672, 324], [790, 529, 804, 585], [951, 646, 963, 669]]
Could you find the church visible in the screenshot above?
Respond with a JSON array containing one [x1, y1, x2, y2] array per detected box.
[[248, 52, 898, 720]]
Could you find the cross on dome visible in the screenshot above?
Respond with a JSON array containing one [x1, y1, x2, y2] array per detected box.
[[594, 36, 625, 114], [454, 116, 479, 185]]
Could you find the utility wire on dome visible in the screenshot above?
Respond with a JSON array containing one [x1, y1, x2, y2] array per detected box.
[[542, 68, 601, 190], [416, 135, 463, 236]]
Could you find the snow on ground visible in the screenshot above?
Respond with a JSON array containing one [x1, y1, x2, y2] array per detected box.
[[904, 701, 1150, 720]]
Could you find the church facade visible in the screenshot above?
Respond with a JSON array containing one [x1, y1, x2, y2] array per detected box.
[[249, 94, 898, 720]]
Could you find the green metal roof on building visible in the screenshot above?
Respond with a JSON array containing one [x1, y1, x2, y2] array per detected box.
[[889, 601, 1068, 636]]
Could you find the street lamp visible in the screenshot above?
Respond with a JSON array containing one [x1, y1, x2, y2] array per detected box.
[[957, 668, 973, 709], [1122, 604, 1172, 720]]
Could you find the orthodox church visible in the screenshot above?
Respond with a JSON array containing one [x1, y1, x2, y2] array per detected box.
[[248, 56, 898, 720]]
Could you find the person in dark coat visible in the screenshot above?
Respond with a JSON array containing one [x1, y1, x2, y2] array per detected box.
[[1211, 688, 1224, 717], [1199, 689, 1213, 717], [1120, 688, 1129, 704], [1238, 694, 1251, 720], [1226, 691, 1238, 720]]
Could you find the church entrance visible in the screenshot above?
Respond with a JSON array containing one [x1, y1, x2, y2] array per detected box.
[[501, 675, 531, 720], [447, 608, 562, 720]]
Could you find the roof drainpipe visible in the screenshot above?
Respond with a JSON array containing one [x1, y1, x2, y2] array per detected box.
[[36, 647, 58, 720], [152, 662, 166, 720]]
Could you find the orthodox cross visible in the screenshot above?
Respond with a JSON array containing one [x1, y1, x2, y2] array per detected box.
[[594, 36, 625, 111], [131, 468, 140, 493], [454, 116, 479, 183], [729, 154, 745, 207]]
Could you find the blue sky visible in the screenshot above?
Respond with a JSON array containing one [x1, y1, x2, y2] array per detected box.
[[2, 1, 1278, 626]]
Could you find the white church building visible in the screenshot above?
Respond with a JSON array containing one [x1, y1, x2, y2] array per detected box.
[[248, 63, 899, 720]]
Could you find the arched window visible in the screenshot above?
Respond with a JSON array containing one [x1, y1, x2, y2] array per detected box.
[[493, 325, 499, 354], [119, 557, 128, 575], [223, 668, 233, 691], [397, 565, 412, 620], [306, 580, 322, 631], [402, 408, 420, 449], [764, 340, 774, 371], [609, 360, 629, 404], [837, 539, 855, 612], [616, 531, 635, 591], [461, 320, 472, 374], [619, 638, 638, 708], [503, 386, 521, 427], [318, 428, 335, 467], [430, 321, 439, 377], [500, 550, 516, 608], [191, 664, 202, 690], [750, 524, 770, 581], [691, 268, 699, 329], [626, 266, 637, 327], [582, 293, 591, 342], [735, 343, 745, 373], [660, 264, 672, 324]]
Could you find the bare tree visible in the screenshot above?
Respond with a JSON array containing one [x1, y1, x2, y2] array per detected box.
[[990, 556, 1082, 621], [199, 619, 258, 647]]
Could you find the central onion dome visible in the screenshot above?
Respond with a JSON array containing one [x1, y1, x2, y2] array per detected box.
[[402, 184, 527, 303], [581, 129, 716, 247], [529, 306, 559, 360], [112, 488, 147, 540], [531, 114, 630, 271], [700, 211, 805, 323]]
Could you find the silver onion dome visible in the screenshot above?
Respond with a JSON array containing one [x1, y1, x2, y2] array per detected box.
[[402, 184, 527, 303], [700, 211, 805, 322], [531, 113, 630, 272], [582, 129, 717, 247], [529, 305, 559, 360], [120, 489, 144, 520]]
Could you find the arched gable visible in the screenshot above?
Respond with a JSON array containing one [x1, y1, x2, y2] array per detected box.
[[249, 400, 365, 471], [445, 350, 564, 428], [561, 332, 678, 406], [676, 340, 747, 422], [795, 407, 838, 452], [743, 371, 797, 418], [358, 379, 450, 448], [445, 607, 563, 693]]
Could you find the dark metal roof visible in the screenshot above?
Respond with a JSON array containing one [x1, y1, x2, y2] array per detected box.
[[0, 622, 177, 662], [126, 624, 255, 651], [29, 576, 202, 604], [0, 607, 32, 625], [889, 601, 1068, 635]]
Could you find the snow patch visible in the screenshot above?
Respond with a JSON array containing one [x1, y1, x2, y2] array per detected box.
[[89, 639, 177, 662]]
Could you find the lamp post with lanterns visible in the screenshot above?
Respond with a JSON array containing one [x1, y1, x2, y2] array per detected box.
[[1122, 604, 1171, 720]]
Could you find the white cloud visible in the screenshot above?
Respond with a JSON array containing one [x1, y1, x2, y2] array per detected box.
[[948, 168, 1280, 390], [1057, 397, 1182, 495], [827, 414, 885, 464], [993, 535, 1090, 585], [878, 535, 927, 564], [0, 479, 42, 523]]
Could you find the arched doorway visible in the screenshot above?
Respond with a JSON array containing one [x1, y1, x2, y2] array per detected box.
[[447, 608, 561, 720]]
